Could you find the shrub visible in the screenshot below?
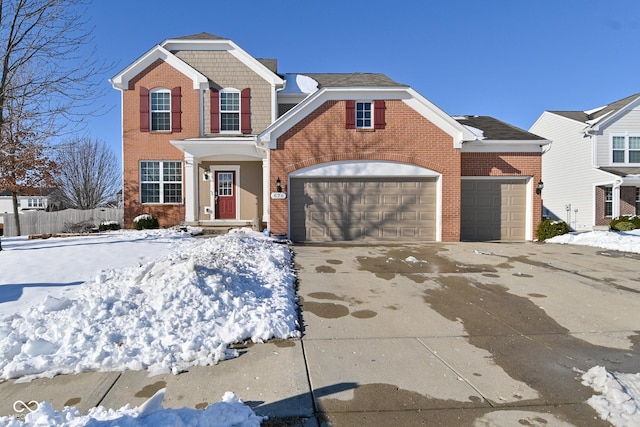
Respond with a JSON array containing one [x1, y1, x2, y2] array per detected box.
[[62, 220, 97, 234], [536, 219, 569, 241], [610, 215, 640, 230], [612, 221, 635, 231], [99, 220, 120, 231], [133, 214, 159, 230]]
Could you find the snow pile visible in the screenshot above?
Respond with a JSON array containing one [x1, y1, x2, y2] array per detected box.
[[582, 366, 640, 426], [0, 389, 263, 427], [0, 230, 300, 381], [546, 229, 640, 254]]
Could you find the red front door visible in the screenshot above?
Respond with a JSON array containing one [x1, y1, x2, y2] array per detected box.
[[215, 171, 236, 219]]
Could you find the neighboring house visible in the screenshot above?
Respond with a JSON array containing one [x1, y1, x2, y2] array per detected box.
[[530, 93, 640, 231], [111, 33, 548, 242], [0, 189, 50, 213]]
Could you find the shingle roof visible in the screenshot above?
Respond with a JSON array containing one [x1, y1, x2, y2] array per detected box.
[[550, 93, 640, 124], [454, 116, 546, 141], [301, 73, 406, 88], [170, 32, 227, 41]]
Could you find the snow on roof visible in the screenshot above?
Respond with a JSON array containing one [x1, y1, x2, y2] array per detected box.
[[462, 124, 486, 140], [280, 73, 319, 94]]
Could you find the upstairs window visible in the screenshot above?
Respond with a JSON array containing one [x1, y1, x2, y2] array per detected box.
[[611, 134, 640, 164], [150, 89, 171, 131], [356, 102, 372, 128], [346, 100, 386, 129], [220, 90, 240, 132]]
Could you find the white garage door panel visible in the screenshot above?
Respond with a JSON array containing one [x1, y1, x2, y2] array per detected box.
[[290, 177, 436, 242]]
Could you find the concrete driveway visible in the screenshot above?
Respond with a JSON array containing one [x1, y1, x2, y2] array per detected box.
[[0, 241, 638, 426], [295, 241, 640, 426]]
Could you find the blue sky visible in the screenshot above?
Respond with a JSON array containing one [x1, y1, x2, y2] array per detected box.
[[85, 0, 640, 164]]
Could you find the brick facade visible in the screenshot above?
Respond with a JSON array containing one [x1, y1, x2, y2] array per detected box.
[[269, 100, 463, 241], [122, 60, 200, 228]]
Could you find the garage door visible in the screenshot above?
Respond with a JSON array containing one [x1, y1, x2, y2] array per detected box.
[[290, 177, 436, 242], [461, 179, 526, 241]]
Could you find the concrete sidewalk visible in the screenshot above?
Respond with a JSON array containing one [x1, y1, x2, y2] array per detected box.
[[1, 242, 639, 426]]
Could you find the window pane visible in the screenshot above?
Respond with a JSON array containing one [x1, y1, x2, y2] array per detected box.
[[630, 136, 640, 149], [163, 183, 182, 203], [220, 92, 239, 111], [221, 112, 240, 131], [356, 102, 372, 128], [613, 150, 625, 163], [141, 183, 160, 203], [163, 161, 182, 182], [151, 112, 170, 131], [141, 161, 160, 182], [630, 151, 640, 163], [612, 136, 625, 149], [151, 92, 170, 110]]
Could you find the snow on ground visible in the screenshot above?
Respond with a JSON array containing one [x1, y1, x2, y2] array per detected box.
[[546, 228, 640, 254], [0, 228, 299, 426], [0, 389, 263, 426]]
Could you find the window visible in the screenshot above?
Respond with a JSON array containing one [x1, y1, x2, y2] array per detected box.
[[220, 90, 240, 132], [140, 161, 182, 204], [636, 188, 640, 214], [217, 172, 233, 196], [356, 102, 372, 128], [27, 198, 44, 208], [605, 187, 613, 217], [611, 134, 640, 164], [150, 89, 171, 131]]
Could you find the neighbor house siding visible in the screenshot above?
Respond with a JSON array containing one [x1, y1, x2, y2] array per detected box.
[[174, 51, 273, 134], [596, 109, 640, 166], [531, 112, 603, 230], [122, 60, 200, 228], [269, 99, 461, 241]]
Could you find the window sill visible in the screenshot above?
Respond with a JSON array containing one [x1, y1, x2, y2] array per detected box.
[[355, 128, 376, 132]]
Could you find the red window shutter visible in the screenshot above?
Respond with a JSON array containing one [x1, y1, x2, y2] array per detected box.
[[140, 87, 149, 132], [171, 87, 182, 132], [374, 100, 386, 129], [345, 100, 355, 129], [241, 88, 251, 134], [210, 88, 220, 133]]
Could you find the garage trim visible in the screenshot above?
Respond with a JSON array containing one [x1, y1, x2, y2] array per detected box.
[[289, 160, 442, 241], [461, 176, 533, 241]]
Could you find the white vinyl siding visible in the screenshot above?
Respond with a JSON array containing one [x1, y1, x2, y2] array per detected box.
[[596, 109, 640, 165], [530, 112, 609, 230]]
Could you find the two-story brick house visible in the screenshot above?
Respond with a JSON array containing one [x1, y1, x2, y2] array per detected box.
[[111, 33, 548, 242], [530, 93, 640, 230]]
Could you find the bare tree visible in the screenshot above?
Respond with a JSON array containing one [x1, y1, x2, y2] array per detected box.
[[0, 0, 106, 250], [53, 136, 120, 209]]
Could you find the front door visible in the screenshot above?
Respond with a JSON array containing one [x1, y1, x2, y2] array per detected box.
[[214, 171, 236, 219]]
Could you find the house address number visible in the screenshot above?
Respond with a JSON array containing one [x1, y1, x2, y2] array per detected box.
[[271, 192, 287, 200]]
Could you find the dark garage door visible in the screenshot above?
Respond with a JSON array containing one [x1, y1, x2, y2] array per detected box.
[[461, 179, 526, 241], [290, 177, 437, 242]]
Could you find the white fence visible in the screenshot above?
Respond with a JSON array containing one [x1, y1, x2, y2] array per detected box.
[[0, 208, 123, 237]]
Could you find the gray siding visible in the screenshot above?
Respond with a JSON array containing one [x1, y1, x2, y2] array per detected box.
[[174, 50, 274, 134]]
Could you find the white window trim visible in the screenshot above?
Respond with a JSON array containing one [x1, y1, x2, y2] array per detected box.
[[610, 133, 640, 165], [355, 101, 373, 129], [140, 160, 183, 204], [220, 88, 241, 134], [150, 88, 171, 132]]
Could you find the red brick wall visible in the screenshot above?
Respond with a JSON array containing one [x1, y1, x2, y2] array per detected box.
[[595, 186, 608, 226], [620, 186, 637, 216], [269, 100, 462, 241], [461, 152, 543, 239], [122, 60, 200, 228]]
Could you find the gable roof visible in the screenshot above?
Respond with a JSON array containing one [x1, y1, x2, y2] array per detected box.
[[549, 93, 640, 129], [454, 116, 546, 141], [110, 33, 283, 91]]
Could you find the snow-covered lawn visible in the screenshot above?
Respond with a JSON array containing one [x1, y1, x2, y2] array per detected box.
[[0, 228, 299, 426]]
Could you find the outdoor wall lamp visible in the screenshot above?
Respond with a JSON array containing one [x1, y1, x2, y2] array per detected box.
[[276, 177, 282, 193], [536, 180, 544, 195]]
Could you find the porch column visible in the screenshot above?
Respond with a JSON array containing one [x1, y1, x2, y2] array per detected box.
[[184, 153, 197, 222], [262, 156, 270, 226], [612, 180, 622, 219]]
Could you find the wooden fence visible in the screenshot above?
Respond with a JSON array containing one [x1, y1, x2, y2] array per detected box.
[[0, 208, 123, 237]]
